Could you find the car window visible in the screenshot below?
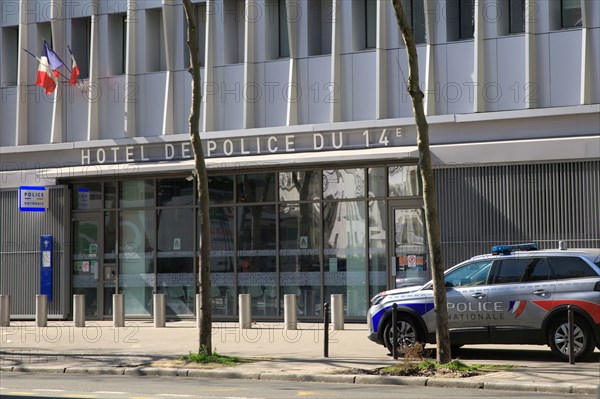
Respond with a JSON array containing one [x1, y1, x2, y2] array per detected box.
[[494, 258, 552, 284], [445, 260, 493, 287], [549, 257, 599, 279]]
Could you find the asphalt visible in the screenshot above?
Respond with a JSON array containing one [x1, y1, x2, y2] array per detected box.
[[1, 320, 599, 396]]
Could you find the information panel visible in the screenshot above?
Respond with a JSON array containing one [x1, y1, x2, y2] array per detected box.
[[40, 235, 53, 302]]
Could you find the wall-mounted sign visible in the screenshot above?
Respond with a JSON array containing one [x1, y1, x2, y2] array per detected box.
[[19, 186, 48, 212]]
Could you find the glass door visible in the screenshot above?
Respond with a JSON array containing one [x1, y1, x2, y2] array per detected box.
[[390, 207, 428, 288], [72, 214, 104, 318]]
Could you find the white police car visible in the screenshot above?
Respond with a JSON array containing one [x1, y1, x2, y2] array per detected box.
[[367, 243, 600, 361]]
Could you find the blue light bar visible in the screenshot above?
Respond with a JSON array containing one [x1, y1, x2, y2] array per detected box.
[[492, 243, 538, 255]]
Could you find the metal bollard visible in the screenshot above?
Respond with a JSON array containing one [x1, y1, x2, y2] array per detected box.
[[113, 294, 124, 327], [73, 294, 85, 327], [323, 302, 329, 358], [153, 293, 166, 328], [0, 295, 10, 327], [36, 295, 48, 327], [284, 294, 297, 330], [568, 305, 575, 365], [392, 303, 398, 360], [331, 294, 344, 330], [239, 293, 251, 329], [195, 293, 201, 328]]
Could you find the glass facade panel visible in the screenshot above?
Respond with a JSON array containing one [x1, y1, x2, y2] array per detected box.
[[209, 175, 234, 205], [237, 173, 276, 203], [368, 168, 386, 198], [120, 180, 154, 208], [279, 204, 321, 317], [509, 0, 525, 33], [157, 208, 194, 316], [120, 210, 155, 316], [73, 182, 102, 210], [323, 201, 366, 317], [393, 208, 427, 287], [208, 206, 235, 316], [157, 178, 193, 206], [369, 201, 387, 300], [562, 0, 582, 28], [72, 219, 99, 317], [104, 181, 117, 209], [279, 171, 321, 202], [323, 169, 365, 199], [237, 205, 277, 316], [389, 165, 419, 196]]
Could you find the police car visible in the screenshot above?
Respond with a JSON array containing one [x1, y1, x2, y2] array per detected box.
[[367, 243, 600, 361]]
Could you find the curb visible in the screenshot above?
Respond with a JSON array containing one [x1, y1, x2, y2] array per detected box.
[[0, 365, 597, 395]]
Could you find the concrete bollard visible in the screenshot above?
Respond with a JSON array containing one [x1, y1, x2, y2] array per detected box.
[[331, 294, 344, 330], [73, 294, 85, 327], [113, 294, 124, 327], [284, 294, 297, 330], [239, 293, 251, 329], [153, 293, 166, 328], [0, 295, 10, 327], [36, 295, 48, 327]]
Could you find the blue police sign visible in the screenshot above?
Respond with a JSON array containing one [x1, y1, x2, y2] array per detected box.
[[40, 235, 53, 301]]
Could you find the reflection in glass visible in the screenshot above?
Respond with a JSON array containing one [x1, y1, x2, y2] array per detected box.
[[209, 175, 234, 205], [120, 180, 154, 208], [369, 201, 387, 299], [237, 205, 277, 316], [237, 173, 275, 203], [394, 208, 427, 288], [157, 178, 193, 206], [207, 207, 235, 316], [323, 169, 365, 199], [120, 210, 155, 316], [279, 171, 320, 202], [104, 181, 116, 208], [72, 220, 99, 317], [157, 208, 194, 316], [368, 168, 386, 197], [104, 212, 117, 264], [73, 183, 102, 210], [279, 204, 321, 316], [323, 201, 366, 317], [389, 166, 419, 196]]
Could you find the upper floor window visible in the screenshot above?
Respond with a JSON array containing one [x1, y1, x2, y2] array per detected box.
[[365, 0, 377, 49], [401, 0, 426, 44], [71, 17, 91, 79], [509, 0, 525, 33], [308, 0, 332, 56], [561, 0, 582, 28], [146, 9, 166, 72], [279, 0, 291, 57], [183, 4, 206, 68], [1, 26, 19, 87], [223, 0, 245, 64], [108, 13, 126, 75], [446, 0, 473, 41]]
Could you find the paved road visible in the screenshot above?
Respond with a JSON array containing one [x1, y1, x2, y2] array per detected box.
[[0, 373, 579, 399]]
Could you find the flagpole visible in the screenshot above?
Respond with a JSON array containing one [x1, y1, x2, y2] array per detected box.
[[22, 48, 71, 81]]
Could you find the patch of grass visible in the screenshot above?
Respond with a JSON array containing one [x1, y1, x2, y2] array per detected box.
[[180, 350, 240, 366]]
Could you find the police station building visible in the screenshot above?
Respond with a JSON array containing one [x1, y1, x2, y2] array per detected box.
[[0, 0, 598, 321]]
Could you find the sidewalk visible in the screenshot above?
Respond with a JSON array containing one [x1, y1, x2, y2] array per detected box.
[[1, 320, 598, 395]]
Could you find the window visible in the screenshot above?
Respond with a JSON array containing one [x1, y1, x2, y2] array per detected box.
[[550, 257, 598, 279], [402, 0, 426, 44], [509, 0, 525, 33], [71, 17, 91, 79], [308, 0, 332, 56], [108, 13, 126, 75], [494, 258, 553, 284], [223, 0, 245, 64], [389, 165, 420, 197], [365, 0, 377, 49], [1, 27, 18, 86], [183, 4, 206, 68], [279, 0, 290, 57], [447, 0, 474, 41], [36, 22, 53, 53], [445, 260, 493, 287], [145, 9, 166, 72], [562, 0, 582, 28]]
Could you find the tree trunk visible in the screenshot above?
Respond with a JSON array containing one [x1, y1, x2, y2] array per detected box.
[[391, 0, 451, 364], [183, 0, 212, 355]]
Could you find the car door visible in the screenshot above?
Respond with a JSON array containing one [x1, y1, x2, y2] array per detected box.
[[487, 256, 556, 344], [441, 259, 494, 344]]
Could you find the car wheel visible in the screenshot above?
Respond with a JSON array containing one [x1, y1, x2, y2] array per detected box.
[[547, 317, 596, 361], [383, 315, 423, 356]]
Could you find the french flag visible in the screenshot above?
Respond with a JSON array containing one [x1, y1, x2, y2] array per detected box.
[[68, 46, 80, 86], [35, 43, 56, 95]]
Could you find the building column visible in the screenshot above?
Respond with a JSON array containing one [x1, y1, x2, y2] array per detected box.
[[87, 0, 100, 141], [286, 0, 299, 126], [329, 0, 341, 123], [50, 0, 65, 143], [375, 0, 387, 120], [203, 0, 215, 132], [423, 0, 436, 116], [243, 0, 256, 129], [473, 0, 485, 113], [579, 0, 592, 105], [124, 0, 138, 137], [162, 0, 175, 135], [15, 0, 29, 146], [525, 0, 538, 109]]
